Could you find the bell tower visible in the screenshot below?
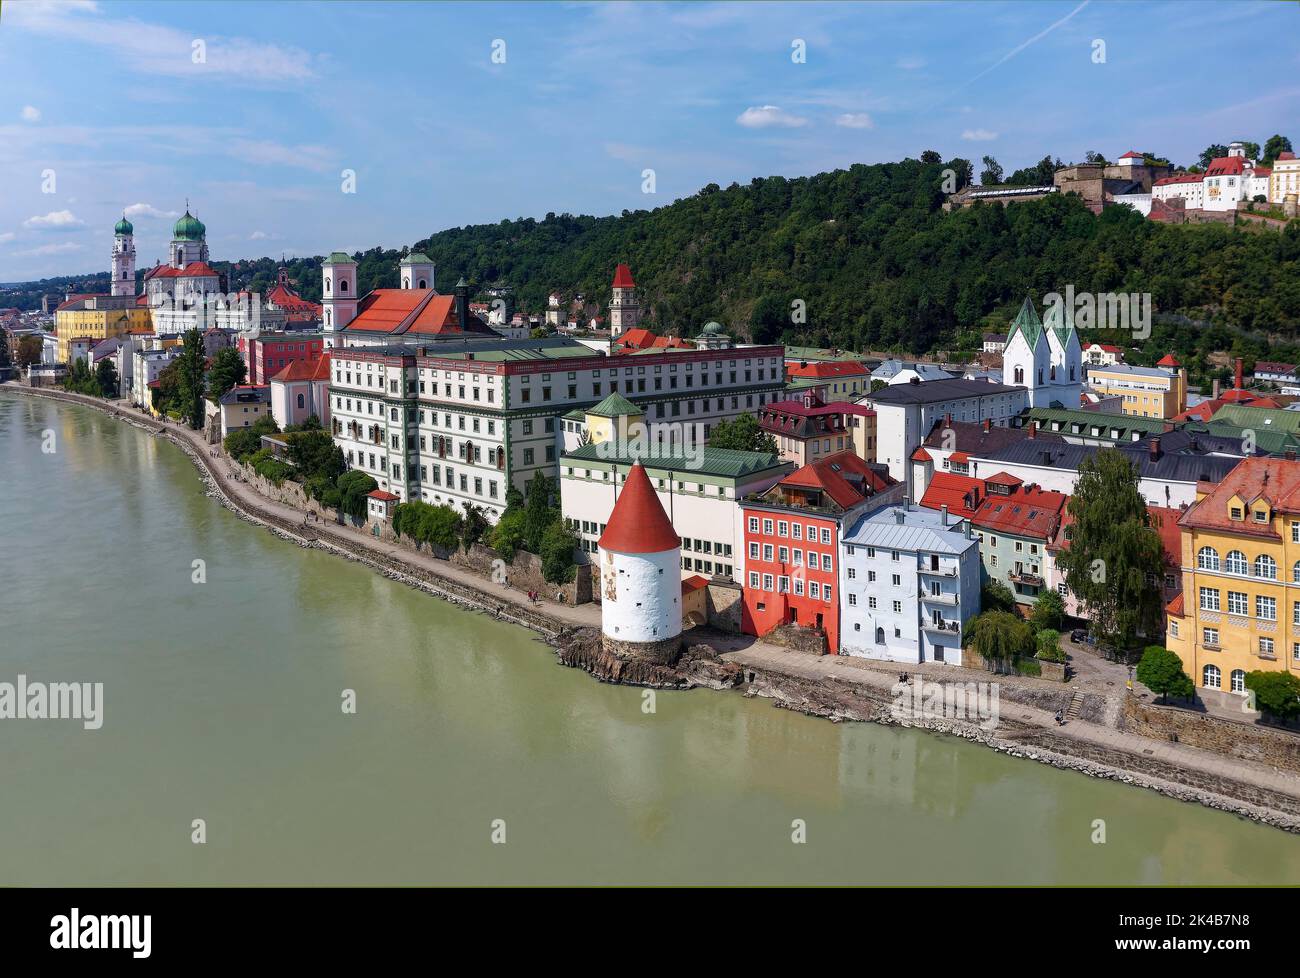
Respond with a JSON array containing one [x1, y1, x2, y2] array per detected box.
[[322, 251, 359, 348], [111, 214, 136, 297]]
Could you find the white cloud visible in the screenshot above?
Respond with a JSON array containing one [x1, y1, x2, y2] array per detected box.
[[896, 57, 926, 70], [0, 232, 15, 244], [123, 202, 179, 220], [8, 1, 317, 84], [229, 139, 334, 172], [249, 230, 269, 240], [835, 113, 874, 130], [17, 242, 83, 257], [20, 105, 41, 122], [736, 105, 809, 129], [962, 129, 999, 141], [23, 210, 84, 230]]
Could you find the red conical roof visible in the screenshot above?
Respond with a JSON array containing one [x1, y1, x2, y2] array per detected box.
[[612, 263, 635, 289], [598, 462, 679, 555]]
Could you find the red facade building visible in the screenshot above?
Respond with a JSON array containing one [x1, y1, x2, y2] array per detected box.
[[237, 331, 325, 385], [739, 450, 901, 652]]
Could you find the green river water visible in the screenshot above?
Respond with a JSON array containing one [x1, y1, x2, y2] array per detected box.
[[2, 393, 1298, 885]]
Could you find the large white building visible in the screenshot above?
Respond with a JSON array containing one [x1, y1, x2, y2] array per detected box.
[[838, 502, 982, 666], [327, 337, 788, 522], [863, 377, 1028, 495]]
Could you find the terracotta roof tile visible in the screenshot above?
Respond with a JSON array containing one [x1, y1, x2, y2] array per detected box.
[[598, 462, 680, 554]]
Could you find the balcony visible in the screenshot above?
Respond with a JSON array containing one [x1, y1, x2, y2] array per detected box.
[[920, 565, 958, 578], [922, 590, 959, 606], [1009, 571, 1044, 587], [925, 619, 967, 634]]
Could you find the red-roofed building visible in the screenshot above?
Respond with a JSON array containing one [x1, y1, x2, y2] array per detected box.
[[785, 359, 871, 401], [1157, 353, 1181, 368], [919, 472, 985, 521], [366, 488, 400, 521], [972, 476, 1068, 607], [1081, 342, 1124, 366], [739, 451, 903, 651], [609, 263, 642, 339], [239, 330, 325, 385], [266, 267, 323, 325], [339, 282, 497, 346], [757, 389, 877, 466], [612, 327, 692, 354], [270, 350, 331, 429]]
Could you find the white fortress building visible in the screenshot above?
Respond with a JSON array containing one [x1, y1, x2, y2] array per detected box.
[[597, 461, 683, 662]]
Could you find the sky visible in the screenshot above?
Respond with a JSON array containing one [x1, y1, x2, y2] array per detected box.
[[1, 0, 1298, 282]]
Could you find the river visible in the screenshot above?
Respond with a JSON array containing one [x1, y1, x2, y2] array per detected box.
[[2, 392, 1298, 885]]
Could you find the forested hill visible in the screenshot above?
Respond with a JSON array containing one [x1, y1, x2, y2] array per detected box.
[[406, 157, 1300, 353]]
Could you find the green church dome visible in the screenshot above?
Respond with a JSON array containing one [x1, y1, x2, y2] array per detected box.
[[172, 210, 206, 241], [114, 215, 133, 235]]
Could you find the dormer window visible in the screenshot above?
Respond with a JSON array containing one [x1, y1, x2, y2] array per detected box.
[[1230, 506, 1243, 521], [1254, 509, 1269, 523]]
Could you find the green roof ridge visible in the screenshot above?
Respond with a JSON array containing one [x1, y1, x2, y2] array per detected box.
[[324, 251, 355, 264], [1008, 297, 1043, 348], [587, 392, 642, 418], [401, 252, 433, 264]]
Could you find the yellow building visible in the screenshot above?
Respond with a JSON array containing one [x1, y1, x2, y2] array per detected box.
[[55, 295, 152, 362], [1167, 458, 1300, 706], [1269, 152, 1300, 205], [583, 392, 645, 447], [1085, 363, 1186, 419]]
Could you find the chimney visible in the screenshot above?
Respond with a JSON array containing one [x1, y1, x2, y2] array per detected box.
[[1212, 378, 1221, 400], [1028, 421, 1037, 439], [1235, 357, 1244, 391], [983, 418, 992, 433], [894, 508, 905, 524], [940, 504, 949, 526], [945, 412, 952, 426], [1148, 437, 1161, 462], [965, 519, 973, 539], [455, 277, 470, 332], [1288, 449, 1297, 462]]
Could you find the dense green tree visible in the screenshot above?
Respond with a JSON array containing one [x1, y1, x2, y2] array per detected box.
[[966, 611, 1035, 672], [979, 155, 1003, 186], [1036, 629, 1066, 663], [1006, 155, 1061, 186], [174, 328, 206, 429], [523, 473, 556, 553], [1084, 150, 1109, 165], [16, 336, 43, 368], [95, 358, 119, 398], [62, 358, 99, 396], [335, 470, 377, 520], [286, 429, 345, 485], [708, 413, 777, 454], [489, 508, 529, 561], [1136, 646, 1194, 704], [1030, 589, 1065, 631], [1199, 144, 1229, 168], [223, 414, 278, 460], [460, 502, 489, 551], [1262, 134, 1294, 166], [206, 347, 247, 402], [393, 500, 461, 549], [980, 579, 1016, 614], [539, 518, 578, 584], [1056, 450, 1165, 651], [919, 149, 942, 165], [1245, 671, 1300, 722]]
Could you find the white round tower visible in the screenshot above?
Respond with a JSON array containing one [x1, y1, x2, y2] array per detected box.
[[111, 214, 136, 297], [598, 461, 682, 662]]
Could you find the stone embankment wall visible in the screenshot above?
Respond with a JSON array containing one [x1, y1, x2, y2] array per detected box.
[[1121, 695, 1300, 775], [763, 622, 829, 655]]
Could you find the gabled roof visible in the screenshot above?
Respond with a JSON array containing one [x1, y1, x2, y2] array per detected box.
[[612, 263, 635, 289], [766, 450, 896, 512], [587, 392, 642, 418], [270, 356, 324, 383], [1007, 297, 1043, 348], [344, 289, 496, 338], [367, 489, 400, 502], [919, 472, 985, 520], [1180, 457, 1300, 535], [598, 461, 679, 554], [971, 482, 1068, 539], [1156, 353, 1181, 367]]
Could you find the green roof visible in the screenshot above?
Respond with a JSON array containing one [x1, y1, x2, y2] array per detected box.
[[400, 252, 433, 264], [1210, 404, 1300, 434], [586, 392, 642, 418], [784, 345, 864, 362], [114, 215, 133, 235], [1007, 297, 1043, 348], [324, 251, 355, 264], [172, 210, 206, 242], [562, 441, 787, 479], [1199, 422, 1300, 455], [1023, 407, 1171, 439]]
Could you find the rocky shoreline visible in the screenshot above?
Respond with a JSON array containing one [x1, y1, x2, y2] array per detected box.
[[9, 383, 1300, 833]]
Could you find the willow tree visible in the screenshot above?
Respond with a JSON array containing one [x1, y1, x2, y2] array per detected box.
[[174, 328, 207, 429], [1056, 449, 1166, 652]]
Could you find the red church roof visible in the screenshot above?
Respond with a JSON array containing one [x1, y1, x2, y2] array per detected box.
[[612, 263, 635, 289], [598, 462, 679, 555], [1156, 353, 1180, 367]]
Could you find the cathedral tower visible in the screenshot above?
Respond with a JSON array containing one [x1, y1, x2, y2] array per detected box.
[[321, 252, 358, 348], [111, 214, 136, 297], [609, 263, 641, 338]]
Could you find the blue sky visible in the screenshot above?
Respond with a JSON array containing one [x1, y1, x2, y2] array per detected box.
[[2, 0, 1298, 282]]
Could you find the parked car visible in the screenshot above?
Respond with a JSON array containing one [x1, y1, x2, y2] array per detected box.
[[1069, 629, 1088, 644]]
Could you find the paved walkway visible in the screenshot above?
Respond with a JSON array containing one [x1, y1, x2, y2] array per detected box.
[[723, 644, 1300, 801]]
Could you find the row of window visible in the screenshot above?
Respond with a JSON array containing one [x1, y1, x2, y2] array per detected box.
[[747, 572, 833, 602], [748, 517, 833, 545], [1197, 586, 1290, 621], [1197, 546, 1299, 579], [747, 542, 833, 571]]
